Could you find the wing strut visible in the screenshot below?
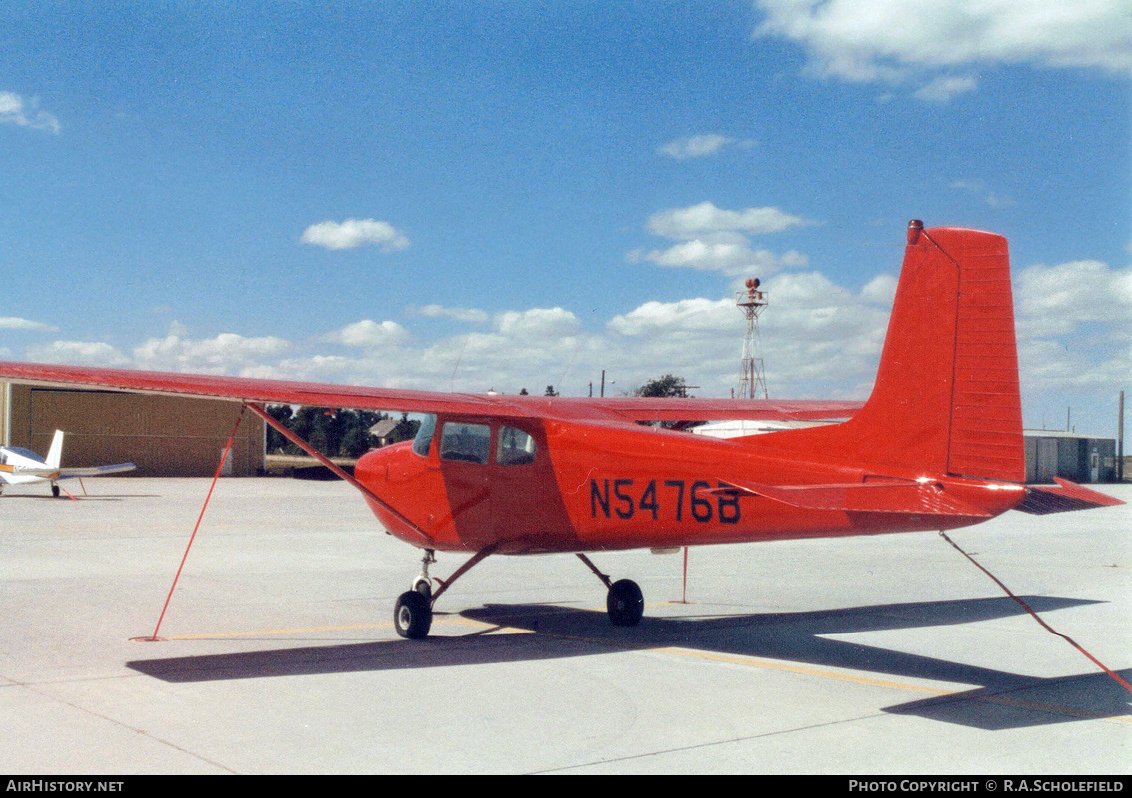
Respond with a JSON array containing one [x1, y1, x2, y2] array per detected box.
[[244, 403, 432, 547]]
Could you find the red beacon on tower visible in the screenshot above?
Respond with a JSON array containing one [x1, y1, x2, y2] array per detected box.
[[736, 277, 769, 400]]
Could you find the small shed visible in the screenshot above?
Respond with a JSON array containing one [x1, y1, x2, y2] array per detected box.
[[1024, 431, 1118, 484], [368, 417, 400, 447]]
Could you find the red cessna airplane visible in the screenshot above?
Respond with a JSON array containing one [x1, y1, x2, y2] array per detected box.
[[0, 222, 1120, 638]]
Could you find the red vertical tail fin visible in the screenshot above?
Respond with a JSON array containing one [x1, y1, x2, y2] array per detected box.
[[934, 226, 1025, 482], [766, 222, 1025, 482]]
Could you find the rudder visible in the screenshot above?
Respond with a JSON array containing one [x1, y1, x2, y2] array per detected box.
[[936, 225, 1024, 482], [760, 221, 1025, 482]]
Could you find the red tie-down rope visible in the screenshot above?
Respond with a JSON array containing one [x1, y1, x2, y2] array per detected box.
[[939, 530, 1132, 694], [141, 405, 247, 642]]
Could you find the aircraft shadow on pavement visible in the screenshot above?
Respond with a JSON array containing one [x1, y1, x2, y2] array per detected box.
[[125, 594, 1130, 729]]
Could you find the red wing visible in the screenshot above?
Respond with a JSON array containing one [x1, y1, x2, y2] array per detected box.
[[0, 361, 532, 417], [0, 361, 862, 423], [541, 396, 862, 423]]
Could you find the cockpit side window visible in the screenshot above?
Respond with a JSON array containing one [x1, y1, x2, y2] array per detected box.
[[497, 426, 536, 466], [412, 414, 437, 457], [439, 422, 491, 465]]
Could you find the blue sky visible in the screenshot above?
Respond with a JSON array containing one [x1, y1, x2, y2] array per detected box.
[[2, 1, 1130, 436]]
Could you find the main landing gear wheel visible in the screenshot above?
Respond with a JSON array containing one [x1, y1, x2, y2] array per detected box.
[[394, 591, 433, 639], [51, 484, 60, 498], [606, 579, 644, 627]]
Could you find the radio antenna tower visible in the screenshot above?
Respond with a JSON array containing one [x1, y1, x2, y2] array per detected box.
[[736, 278, 769, 399]]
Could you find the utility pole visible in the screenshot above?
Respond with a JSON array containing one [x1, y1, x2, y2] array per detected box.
[[1119, 391, 1125, 482]]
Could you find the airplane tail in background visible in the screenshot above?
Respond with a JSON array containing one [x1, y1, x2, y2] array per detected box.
[[45, 430, 64, 470], [765, 222, 1026, 482]]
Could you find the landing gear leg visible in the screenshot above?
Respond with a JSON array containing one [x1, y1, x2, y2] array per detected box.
[[393, 545, 498, 640], [396, 548, 436, 639], [576, 553, 644, 627], [412, 549, 435, 599]]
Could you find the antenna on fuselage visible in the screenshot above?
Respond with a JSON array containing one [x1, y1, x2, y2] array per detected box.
[[449, 335, 469, 392]]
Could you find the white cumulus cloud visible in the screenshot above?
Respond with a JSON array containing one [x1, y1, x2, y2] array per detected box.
[[657, 134, 754, 159], [300, 218, 409, 252], [1015, 259, 1132, 338], [0, 316, 58, 332], [647, 202, 808, 239], [755, 0, 1132, 99], [416, 305, 490, 323], [322, 319, 412, 349], [630, 236, 809, 277], [0, 91, 61, 134], [132, 329, 291, 373], [494, 307, 581, 339], [630, 202, 811, 276], [25, 341, 128, 366], [913, 74, 978, 102]]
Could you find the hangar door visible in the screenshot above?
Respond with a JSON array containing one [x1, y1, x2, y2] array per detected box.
[[5, 386, 264, 477]]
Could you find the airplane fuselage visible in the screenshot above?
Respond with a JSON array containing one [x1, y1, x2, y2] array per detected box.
[[354, 413, 1027, 555]]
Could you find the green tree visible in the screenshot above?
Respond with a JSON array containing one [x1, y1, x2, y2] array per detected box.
[[265, 404, 295, 453], [266, 405, 421, 458], [390, 413, 421, 444], [634, 374, 690, 398]]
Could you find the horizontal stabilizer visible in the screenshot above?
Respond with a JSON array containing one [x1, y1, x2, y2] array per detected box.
[[1014, 478, 1125, 515], [717, 478, 992, 518], [58, 463, 137, 479]]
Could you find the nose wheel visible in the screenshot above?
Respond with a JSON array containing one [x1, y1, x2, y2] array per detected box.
[[393, 545, 497, 640], [394, 590, 432, 639], [395, 549, 436, 639]]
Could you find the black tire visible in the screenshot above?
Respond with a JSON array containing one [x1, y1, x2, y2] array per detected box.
[[607, 579, 644, 627], [394, 590, 432, 639], [51, 485, 60, 498]]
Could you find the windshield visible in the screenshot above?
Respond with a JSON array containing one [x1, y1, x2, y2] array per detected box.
[[411, 414, 437, 456]]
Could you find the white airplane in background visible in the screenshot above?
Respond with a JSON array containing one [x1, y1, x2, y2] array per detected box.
[[0, 430, 136, 497]]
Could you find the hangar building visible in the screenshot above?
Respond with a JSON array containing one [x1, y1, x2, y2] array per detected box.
[[1, 383, 264, 477], [1023, 430, 1118, 484]]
